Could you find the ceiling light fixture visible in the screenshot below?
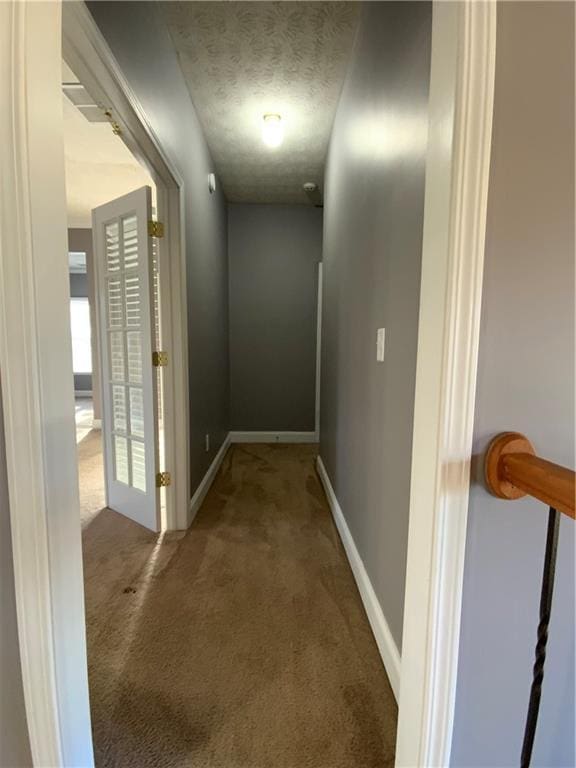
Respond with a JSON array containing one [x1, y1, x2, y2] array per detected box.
[[262, 113, 283, 148]]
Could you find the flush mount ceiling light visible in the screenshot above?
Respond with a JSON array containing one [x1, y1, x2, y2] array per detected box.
[[262, 113, 283, 148]]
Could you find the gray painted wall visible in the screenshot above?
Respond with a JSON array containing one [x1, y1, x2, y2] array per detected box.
[[451, 4, 575, 765], [0, 377, 33, 767], [69, 272, 88, 299], [228, 204, 322, 432], [319, 1, 431, 649], [68, 229, 97, 400], [88, 2, 230, 494]]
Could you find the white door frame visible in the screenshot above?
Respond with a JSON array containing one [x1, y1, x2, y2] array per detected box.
[[63, 0, 190, 532], [396, 2, 496, 766], [0, 2, 93, 764], [0, 0, 190, 763], [0, 0, 495, 765]]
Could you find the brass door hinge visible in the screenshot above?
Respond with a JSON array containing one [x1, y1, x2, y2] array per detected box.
[[156, 471, 171, 488], [148, 220, 165, 238], [152, 351, 168, 367]]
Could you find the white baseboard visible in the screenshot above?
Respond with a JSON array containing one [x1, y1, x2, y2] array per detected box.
[[316, 456, 401, 701], [189, 433, 231, 524], [230, 431, 317, 444], [75, 390, 93, 398]]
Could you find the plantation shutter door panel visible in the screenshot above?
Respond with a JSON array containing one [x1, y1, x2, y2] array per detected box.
[[92, 186, 160, 531]]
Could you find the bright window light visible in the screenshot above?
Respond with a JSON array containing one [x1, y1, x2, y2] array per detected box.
[[70, 297, 92, 374], [262, 114, 283, 148]]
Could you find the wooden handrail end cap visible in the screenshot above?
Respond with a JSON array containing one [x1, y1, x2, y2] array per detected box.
[[485, 431, 536, 500]]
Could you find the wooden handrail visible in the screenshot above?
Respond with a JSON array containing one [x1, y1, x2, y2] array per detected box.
[[485, 432, 575, 519]]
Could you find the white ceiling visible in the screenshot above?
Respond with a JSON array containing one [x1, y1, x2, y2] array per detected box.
[[161, 2, 359, 204], [62, 61, 153, 228]]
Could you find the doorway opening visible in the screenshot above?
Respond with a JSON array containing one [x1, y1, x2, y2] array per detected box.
[[63, 58, 161, 531], [69, 263, 105, 522], [0, 1, 497, 764]]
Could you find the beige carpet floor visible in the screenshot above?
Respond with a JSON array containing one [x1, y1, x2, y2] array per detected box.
[[80, 442, 397, 768]]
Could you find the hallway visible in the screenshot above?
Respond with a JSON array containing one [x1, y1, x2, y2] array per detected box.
[[81, 444, 397, 768]]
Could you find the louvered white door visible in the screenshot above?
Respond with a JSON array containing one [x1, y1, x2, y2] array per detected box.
[[92, 187, 160, 531]]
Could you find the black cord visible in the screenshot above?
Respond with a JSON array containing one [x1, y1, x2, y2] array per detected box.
[[520, 506, 561, 768]]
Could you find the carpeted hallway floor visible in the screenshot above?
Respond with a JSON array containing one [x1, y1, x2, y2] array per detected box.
[[80, 442, 398, 768], [78, 428, 106, 528]]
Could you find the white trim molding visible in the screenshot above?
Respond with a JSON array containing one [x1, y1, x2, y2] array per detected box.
[[230, 431, 318, 444], [0, 1, 93, 764], [189, 433, 231, 523], [396, 2, 496, 766], [314, 262, 323, 441], [316, 457, 401, 700]]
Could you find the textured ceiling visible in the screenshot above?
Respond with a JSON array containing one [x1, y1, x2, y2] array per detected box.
[[161, 2, 359, 204]]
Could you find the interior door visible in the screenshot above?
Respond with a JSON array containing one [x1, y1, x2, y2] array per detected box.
[[92, 186, 160, 531]]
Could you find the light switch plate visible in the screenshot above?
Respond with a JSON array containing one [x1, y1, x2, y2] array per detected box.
[[377, 328, 386, 362]]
